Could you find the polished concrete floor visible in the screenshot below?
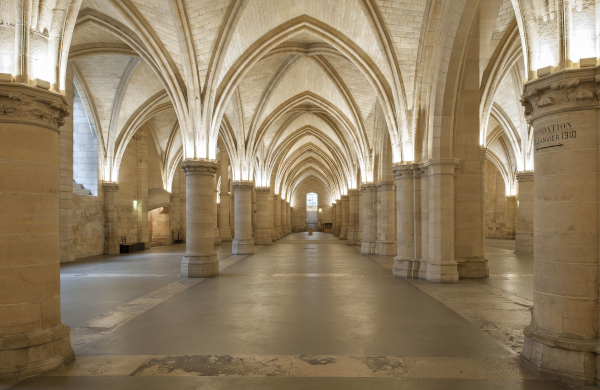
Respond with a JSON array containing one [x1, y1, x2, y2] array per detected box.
[[3, 234, 585, 389]]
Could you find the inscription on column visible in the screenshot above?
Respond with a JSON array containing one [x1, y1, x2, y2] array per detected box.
[[534, 122, 575, 151]]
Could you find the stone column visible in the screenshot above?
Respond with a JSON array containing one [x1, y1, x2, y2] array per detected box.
[[274, 195, 282, 239], [0, 85, 74, 379], [269, 192, 276, 241], [218, 149, 232, 242], [418, 168, 429, 280], [504, 195, 517, 239], [335, 199, 343, 236], [252, 186, 256, 237], [103, 182, 120, 255], [137, 129, 149, 248], [515, 171, 533, 254], [340, 195, 349, 240], [232, 181, 255, 254], [280, 199, 286, 237], [357, 190, 364, 244], [361, 184, 377, 254], [519, 70, 598, 385], [229, 191, 235, 238], [181, 160, 219, 278], [255, 187, 272, 245], [392, 164, 415, 277], [213, 179, 220, 246], [377, 182, 397, 255], [287, 202, 291, 234], [427, 160, 460, 283], [374, 188, 382, 254], [331, 203, 336, 234], [347, 190, 359, 245]]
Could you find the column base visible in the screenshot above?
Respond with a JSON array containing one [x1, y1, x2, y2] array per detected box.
[[255, 229, 272, 245], [340, 228, 348, 240], [515, 232, 533, 255], [392, 258, 413, 278], [232, 238, 255, 255], [425, 262, 459, 284], [361, 241, 375, 254], [181, 254, 219, 277], [219, 228, 233, 242], [521, 326, 596, 386], [456, 257, 489, 279], [346, 230, 356, 245], [0, 324, 74, 381]]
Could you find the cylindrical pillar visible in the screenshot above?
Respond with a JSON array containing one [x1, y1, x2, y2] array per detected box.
[[229, 191, 235, 238], [218, 149, 232, 242], [335, 199, 343, 237], [361, 184, 376, 254], [287, 202, 291, 234], [280, 198, 286, 237], [357, 190, 364, 244], [251, 186, 256, 237], [232, 181, 255, 255], [347, 190, 359, 245], [269, 191, 276, 241], [331, 203, 336, 234], [103, 182, 119, 255], [376, 182, 396, 255], [255, 187, 272, 245], [340, 195, 349, 240], [520, 71, 598, 385], [181, 160, 219, 277], [392, 164, 415, 278], [274, 195, 281, 239], [213, 184, 220, 246], [0, 86, 74, 379], [515, 171, 533, 254]]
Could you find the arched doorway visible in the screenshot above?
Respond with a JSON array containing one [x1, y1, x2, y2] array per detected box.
[[307, 193, 318, 230]]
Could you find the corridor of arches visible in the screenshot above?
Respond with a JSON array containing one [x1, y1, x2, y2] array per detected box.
[[1, 0, 599, 388]]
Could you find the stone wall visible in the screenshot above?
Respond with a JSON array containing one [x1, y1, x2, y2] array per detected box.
[[73, 194, 104, 259], [291, 178, 332, 232]]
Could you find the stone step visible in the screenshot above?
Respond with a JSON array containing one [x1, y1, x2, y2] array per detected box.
[[73, 188, 92, 196], [149, 242, 162, 248], [73, 183, 84, 189]]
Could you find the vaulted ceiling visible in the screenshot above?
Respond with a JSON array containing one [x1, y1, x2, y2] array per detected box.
[[67, 0, 530, 200]]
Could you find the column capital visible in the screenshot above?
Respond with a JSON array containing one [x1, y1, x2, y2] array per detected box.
[[521, 67, 600, 124], [181, 160, 217, 176], [255, 186, 270, 194], [232, 181, 254, 190], [361, 183, 377, 192], [102, 182, 119, 192], [341, 195, 349, 201], [348, 189, 359, 196], [376, 181, 395, 192], [0, 83, 70, 132], [516, 171, 534, 182], [391, 163, 418, 179]]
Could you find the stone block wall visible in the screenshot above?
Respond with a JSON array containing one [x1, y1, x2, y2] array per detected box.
[[291, 178, 332, 232], [73, 194, 104, 259]]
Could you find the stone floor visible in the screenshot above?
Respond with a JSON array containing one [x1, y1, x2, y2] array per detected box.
[[1, 234, 589, 389]]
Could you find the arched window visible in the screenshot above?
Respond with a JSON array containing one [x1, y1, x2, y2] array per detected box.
[[307, 193, 318, 210]]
